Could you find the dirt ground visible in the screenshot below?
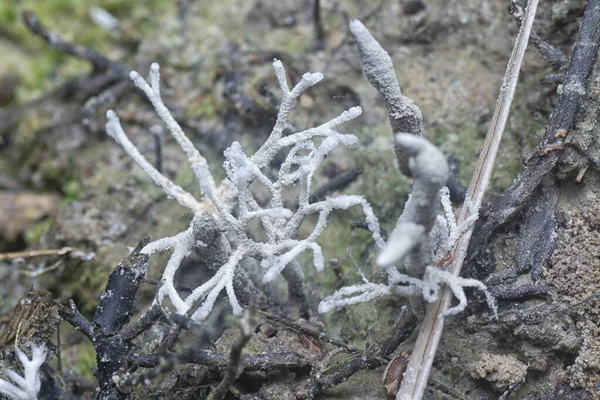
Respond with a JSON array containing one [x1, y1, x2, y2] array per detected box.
[[0, 0, 599, 399]]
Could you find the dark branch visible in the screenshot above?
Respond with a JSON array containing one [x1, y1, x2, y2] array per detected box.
[[489, 284, 553, 301], [307, 308, 417, 398], [125, 348, 309, 390], [313, 0, 325, 44], [254, 308, 360, 354], [209, 313, 254, 400], [121, 304, 163, 342], [541, 0, 600, 146], [379, 307, 418, 359], [55, 300, 94, 341], [22, 10, 128, 78], [309, 166, 362, 204], [468, 0, 600, 273], [93, 238, 150, 336]]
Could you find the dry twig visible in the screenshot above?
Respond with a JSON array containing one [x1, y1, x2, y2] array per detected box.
[[254, 308, 360, 354], [396, 1, 539, 398], [208, 311, 255, 400], [471, 0, 600, 258], [0, 247, 76, 261], [22, 10, 128, 77]]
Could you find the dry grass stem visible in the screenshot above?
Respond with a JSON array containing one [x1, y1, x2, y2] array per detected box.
[[396, 0, 540, 398]]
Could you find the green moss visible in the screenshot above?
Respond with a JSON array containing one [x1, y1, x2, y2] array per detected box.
[[62, 179, 81, 201], [35, 156, 77, 192], [66, 262, 111, 314], [266, 29, 312, 53], [72, 341, 97, 382], [491, 71, 546, 193], [428, 71, 547, 197], [0, 0, 175, 102], [24, 218, 52, 245], [336, 299, 397, 346], [173, 159, 199, 188], [0, 2, 17, 20], [347, 124, 412, 224], [243, 342, 264, 355], [324, 368, 388, 399], [305, 215, 395, 347], [430, 123, 482, 189], [215, 328, 240, 354], [183, 95, 218, 119]]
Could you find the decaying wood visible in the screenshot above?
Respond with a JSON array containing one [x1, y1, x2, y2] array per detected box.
[[397, 1, 539, 398], [467, 0, 600, 280]]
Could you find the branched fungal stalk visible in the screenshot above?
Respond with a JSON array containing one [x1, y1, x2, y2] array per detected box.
[[106, 60, 384, 322], [0, 344, 47, 400], [318, 135, 497, 318], [318, 22, 496, 319], [349, 19, 423, 177], [106, 24, 494, 325]]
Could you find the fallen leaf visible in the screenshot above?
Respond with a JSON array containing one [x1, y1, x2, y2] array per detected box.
[[0, 191, 60, 241], [383, 351, 410, 397]]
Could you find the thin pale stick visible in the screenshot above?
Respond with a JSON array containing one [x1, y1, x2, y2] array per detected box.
[[0, 247, 73, 261], [396, 1, 539, 398]]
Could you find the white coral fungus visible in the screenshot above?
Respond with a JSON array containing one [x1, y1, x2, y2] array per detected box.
[[106, 58, 494, 323], [106, 61, 383, 322], [0, 344, 47, 400], [320, 136, 497, 318]]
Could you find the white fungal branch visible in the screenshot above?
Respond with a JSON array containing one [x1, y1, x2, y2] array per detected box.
[[107, 60, 384, 322], [319, 133, 496, 319], [433, 187, 480, 260], [106, 54, 494, 323], [129, 64, 218, 200], [318, 282, 396, 314], [0, 344, 47, 400], [315, 20, 498, 321], [421, 266, 497, 317], [105, 111, 201, 214], [184, 247, 246, 321], [107, 57, 492, 323]]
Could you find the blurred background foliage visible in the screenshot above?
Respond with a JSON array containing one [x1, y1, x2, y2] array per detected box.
[[0, 0, 173, 102]]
